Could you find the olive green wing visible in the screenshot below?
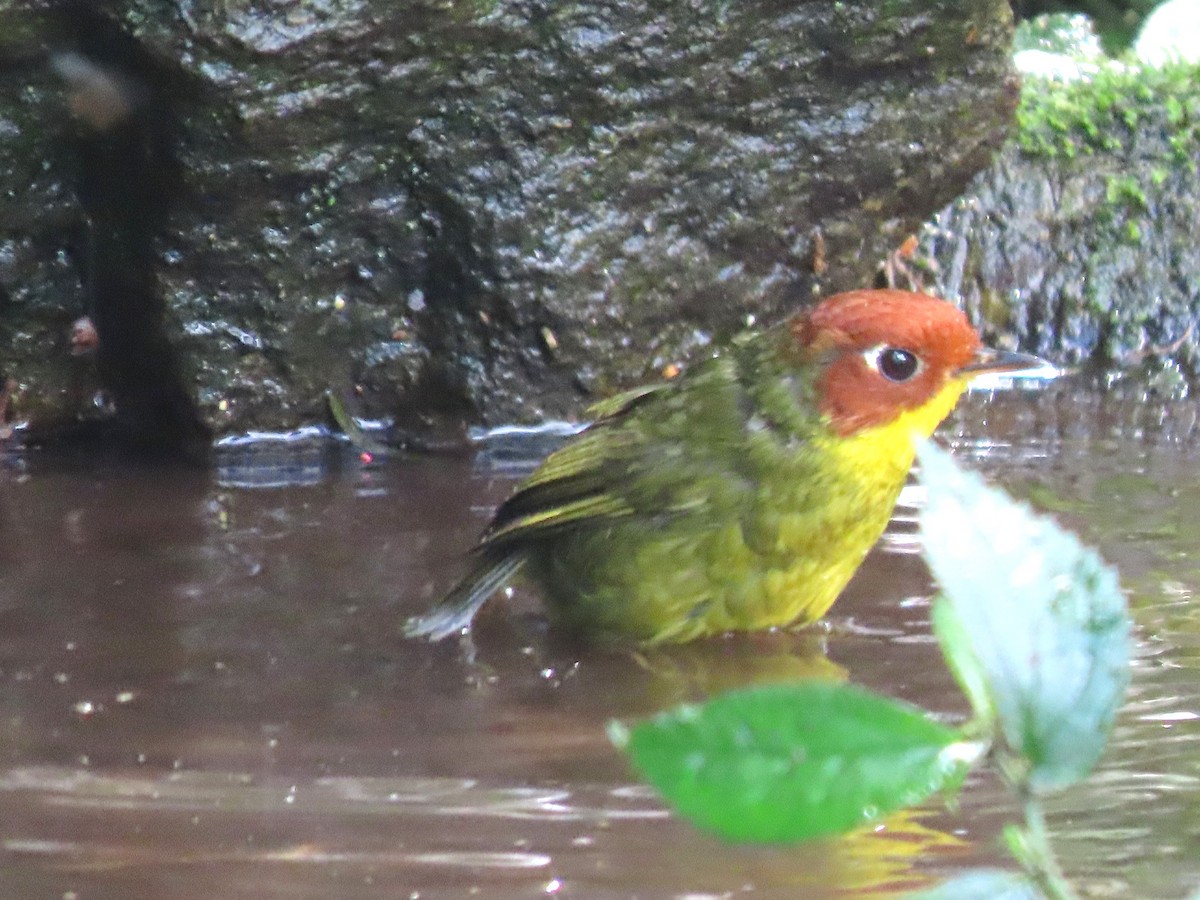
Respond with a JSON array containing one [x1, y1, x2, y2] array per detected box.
[[481, 379, 705, 546], [404, 383, 671, 641]]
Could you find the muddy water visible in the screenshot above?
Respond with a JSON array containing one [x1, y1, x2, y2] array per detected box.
[[0, 384, 1197, 899]]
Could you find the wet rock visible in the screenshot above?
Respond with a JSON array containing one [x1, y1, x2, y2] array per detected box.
[[918, 46, 1200, 391], [0, 0, 1016, 444]]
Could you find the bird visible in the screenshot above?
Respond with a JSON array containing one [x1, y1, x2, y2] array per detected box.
[[406, 288, 1045, 645]]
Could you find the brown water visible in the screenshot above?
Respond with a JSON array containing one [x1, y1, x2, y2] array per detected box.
[[0, 384, 1197, 899]]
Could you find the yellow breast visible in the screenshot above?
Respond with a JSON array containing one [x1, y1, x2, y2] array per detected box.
[[732, 377, 971, 633]]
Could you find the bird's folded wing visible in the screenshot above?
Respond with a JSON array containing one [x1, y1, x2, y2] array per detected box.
[[481, 427, 643, 545], [480, 364, 753, 549]]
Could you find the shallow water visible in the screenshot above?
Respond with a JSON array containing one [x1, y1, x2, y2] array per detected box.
[[0, 383, 1197, 899]]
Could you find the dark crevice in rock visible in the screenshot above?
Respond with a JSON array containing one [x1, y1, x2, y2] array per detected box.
[[50, 1, 209, 459]]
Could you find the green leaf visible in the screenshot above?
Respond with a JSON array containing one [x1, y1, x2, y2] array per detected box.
[[916, 441, 1131, 793], [326, 389, 389, 457], [912, 869, 1044, 899], [930, 597, 995, 733], [611, 681, 982, 843]]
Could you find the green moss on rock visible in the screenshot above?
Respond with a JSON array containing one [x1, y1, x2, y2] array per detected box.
[[920, 30, 1200, 391], [1017, 59, 1200, 165]]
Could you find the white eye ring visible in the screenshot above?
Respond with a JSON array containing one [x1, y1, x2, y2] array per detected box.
[[863, 345, 923, 383]]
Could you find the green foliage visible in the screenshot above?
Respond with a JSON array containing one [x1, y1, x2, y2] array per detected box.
[[930, 597, 995, 732], [612, 442, 1132, 895], [609, 681, 978, 843], [1015, 2, 1160, 55], [1104, 173, 1147, 210], [917, 442, 1130, 793], [1014, 12, 1105, 58], [1016, 56, 1200, 167]]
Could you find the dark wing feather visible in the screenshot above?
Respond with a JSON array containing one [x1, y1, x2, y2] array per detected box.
[[403, 551, 524, 640], [482, 383, 672, 544]]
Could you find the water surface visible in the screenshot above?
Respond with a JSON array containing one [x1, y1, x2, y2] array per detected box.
[[1, 384, 1197, 898]]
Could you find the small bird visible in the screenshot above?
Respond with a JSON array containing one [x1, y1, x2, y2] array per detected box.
[[407, 289, 1044, 644]]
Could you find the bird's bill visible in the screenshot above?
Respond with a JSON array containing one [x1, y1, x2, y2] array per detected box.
[[956, 346, 1053, 377]]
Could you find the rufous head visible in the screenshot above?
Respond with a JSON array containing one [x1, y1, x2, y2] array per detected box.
[[792, 289, 1035, 436]]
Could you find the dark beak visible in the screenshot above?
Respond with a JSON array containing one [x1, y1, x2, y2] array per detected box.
[[956, 346, 1053, 377]]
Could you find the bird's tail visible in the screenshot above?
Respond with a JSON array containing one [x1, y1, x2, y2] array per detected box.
[[403, 552, 524, 641]]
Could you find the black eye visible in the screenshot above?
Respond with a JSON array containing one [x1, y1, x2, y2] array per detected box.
[[875, 347, 920, 382]]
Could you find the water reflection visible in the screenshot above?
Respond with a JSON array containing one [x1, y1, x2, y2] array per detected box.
[[0, 385, 1198, 896], [0, 765, 965, 897]]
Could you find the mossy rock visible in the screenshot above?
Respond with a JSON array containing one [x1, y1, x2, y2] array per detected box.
[[919, 47, 1200, 391]]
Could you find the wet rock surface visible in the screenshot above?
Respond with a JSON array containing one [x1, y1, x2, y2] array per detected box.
[[0, 0, 1016, 446], [918, 43, 1200, 396]]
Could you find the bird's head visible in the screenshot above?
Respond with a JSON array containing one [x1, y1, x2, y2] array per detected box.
[[791, 289, 1042, 437]]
